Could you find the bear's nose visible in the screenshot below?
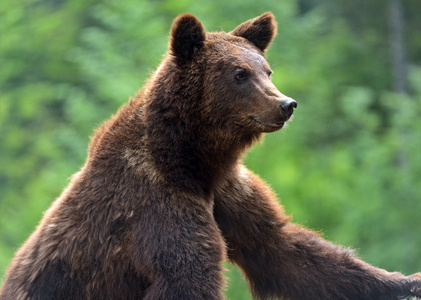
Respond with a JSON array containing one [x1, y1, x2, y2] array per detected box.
[[279, 98, 297, 118]]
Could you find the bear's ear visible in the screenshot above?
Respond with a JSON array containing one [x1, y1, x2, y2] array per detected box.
[[230, 12, 277, 52], [170, 13, 206, 61]]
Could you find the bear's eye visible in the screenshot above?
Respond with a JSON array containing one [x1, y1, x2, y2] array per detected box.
[[268, 69, 273, 77], [235, 69, 248, 82]]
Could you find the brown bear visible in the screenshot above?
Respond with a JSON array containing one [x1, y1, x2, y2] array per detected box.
[[1, 12, 420, 300]]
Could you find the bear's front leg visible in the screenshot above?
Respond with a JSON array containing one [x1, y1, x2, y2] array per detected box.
[[214, 165, 421, 300], [131, 195, 226, 300]]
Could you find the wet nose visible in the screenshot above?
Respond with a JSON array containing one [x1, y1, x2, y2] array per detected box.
[[279, 98, 297, 118]]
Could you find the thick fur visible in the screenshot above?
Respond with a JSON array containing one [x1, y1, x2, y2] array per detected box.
[[1, 12, 420, 300]]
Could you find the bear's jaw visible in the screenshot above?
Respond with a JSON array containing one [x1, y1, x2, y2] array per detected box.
[[249, 116, 285, 132]]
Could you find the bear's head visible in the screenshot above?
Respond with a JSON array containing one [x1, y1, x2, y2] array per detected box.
[[167, 13, 296, 138]]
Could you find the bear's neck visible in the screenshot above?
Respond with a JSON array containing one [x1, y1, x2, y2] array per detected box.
[[144, 113, 245, 197]]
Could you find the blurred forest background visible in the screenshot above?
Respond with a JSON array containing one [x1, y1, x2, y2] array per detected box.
[[1, 0, 421, 298]]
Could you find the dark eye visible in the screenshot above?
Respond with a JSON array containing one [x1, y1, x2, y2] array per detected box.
[[268, 69, 273, 77], [235, 69, 248, 82]]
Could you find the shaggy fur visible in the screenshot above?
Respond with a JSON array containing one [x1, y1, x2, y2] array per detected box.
[[1, 12, 420, 300]]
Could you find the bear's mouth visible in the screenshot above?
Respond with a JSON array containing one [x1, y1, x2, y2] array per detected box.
[[250, 117, 285, 130]]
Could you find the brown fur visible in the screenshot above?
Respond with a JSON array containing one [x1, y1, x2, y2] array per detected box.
[[1, 12, 420, 300]]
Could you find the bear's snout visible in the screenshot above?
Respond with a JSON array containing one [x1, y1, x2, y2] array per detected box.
[[279, 98, 297, 119]]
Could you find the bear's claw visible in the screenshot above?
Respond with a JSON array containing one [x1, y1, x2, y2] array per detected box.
[[404, 274, 421, 299]]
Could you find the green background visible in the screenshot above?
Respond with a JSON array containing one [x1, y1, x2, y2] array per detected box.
[[1, 0, 421, 298]]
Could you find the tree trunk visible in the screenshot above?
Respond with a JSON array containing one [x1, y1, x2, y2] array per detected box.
[[388, 0, 408, 172], [388, 0, 407, 94]]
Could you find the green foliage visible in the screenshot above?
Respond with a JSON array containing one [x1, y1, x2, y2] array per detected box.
[[1, 0, 421, 298]]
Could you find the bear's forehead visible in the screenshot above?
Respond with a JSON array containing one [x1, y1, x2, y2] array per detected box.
[[206, 33, 269, 68]]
